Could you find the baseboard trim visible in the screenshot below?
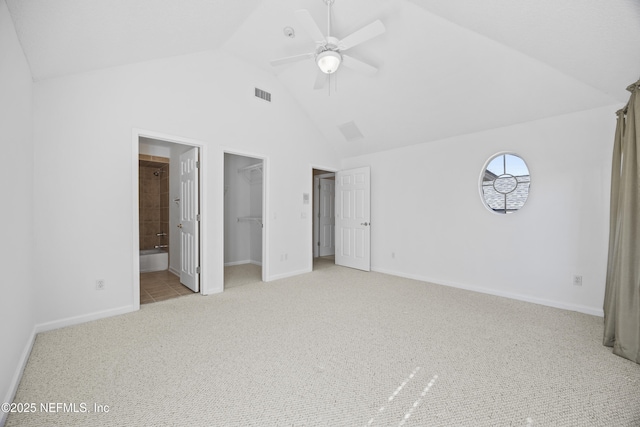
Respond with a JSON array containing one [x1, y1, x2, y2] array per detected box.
[[224, 260, 251, 267], [266, 267, 312, 282], [372, 267, 605, 317], [1, 326, 36, 427], [224, 260, 263, 267], [168, 267, 180, 277], [34, 305, 138, 334]]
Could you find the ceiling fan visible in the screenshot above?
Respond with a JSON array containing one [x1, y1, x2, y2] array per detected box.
[[269, 0, 386, 90]]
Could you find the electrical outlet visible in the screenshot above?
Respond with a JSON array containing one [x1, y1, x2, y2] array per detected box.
[[96, 279, 106, 290], [572, 275, 582, 286]]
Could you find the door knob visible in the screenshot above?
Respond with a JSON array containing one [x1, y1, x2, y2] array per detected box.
[[361, 222, 369, 226], [177, 223, 183, 228]]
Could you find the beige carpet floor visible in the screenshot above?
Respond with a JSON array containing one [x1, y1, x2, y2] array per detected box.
[[224, 262, 262, 290], [7, 261, 640, 426]]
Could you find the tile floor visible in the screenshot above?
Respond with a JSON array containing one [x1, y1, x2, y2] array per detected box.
[[140, 270, 194, 304]]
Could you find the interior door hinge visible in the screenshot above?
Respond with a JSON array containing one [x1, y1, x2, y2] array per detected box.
[[196, 266, 201, 274], [196, 214, 201, 221], [196, 161, 200, 168]]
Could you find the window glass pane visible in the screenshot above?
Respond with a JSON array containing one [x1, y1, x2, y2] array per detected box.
[[505, 154, 529, 178], [486, 156, 504, 177], [481, 153, 530, 214]]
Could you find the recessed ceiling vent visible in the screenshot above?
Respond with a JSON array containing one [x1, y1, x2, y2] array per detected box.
[[338, 121, 364, 141], [254, 87, 271, 102]]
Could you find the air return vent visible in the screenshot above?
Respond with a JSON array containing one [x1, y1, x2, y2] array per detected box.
[[337, 120, 364, 141], [254, 88, 272, 102]]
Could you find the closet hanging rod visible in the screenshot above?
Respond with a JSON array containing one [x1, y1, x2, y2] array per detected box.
[[237, 217, 263, 227], [238, 163, 262, 173], [237, 216, 262, 222]]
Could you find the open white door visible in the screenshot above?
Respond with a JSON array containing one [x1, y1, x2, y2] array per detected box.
[[179, 147, 199, 292], [335, 167, 370, 271], [319, 178, 335, 256]]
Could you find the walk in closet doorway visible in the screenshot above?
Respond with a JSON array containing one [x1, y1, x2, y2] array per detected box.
[[223, 153, 265, 288]]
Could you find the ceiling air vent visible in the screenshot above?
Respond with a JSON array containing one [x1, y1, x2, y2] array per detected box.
[[337, 121, 364, 141], [254, 88, 272, 102]]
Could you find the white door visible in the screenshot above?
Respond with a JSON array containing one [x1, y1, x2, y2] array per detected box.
[[319, 178, 335, 256], [179, 147, 199, 292], [335, 167, 370, 271]]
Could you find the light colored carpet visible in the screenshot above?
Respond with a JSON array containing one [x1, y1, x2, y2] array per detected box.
[[7, 263, 640, 426], [224, 263, 262, 289]]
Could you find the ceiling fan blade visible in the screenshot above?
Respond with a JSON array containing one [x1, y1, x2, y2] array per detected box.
[[313, 69, 327, 90], [294, 9, 326, 44], [269, 52, 315, 67], [342, 55, 378, 76], [338, 20, 386, 51]]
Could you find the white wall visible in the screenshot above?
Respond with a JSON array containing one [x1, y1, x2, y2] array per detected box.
[[0, 0, 35, 417], [139, 140, 171, 158], [31, 49, 338, 327], [342, 106, 617, 315]]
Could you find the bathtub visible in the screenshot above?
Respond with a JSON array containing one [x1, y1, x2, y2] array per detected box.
[[140, 249, 168, 273]]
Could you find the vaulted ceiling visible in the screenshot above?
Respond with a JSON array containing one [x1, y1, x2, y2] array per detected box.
[[6, 0, 640, 157]]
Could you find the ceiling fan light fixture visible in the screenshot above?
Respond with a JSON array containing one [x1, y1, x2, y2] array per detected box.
[[316, 50, 341, 74]]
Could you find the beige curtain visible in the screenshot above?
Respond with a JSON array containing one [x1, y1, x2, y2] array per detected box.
[[603, 80, 640, 364]]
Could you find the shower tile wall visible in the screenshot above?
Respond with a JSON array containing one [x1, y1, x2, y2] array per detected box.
[[139, 156, 169, 252]]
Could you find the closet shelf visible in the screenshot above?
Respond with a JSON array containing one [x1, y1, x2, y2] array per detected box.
[[238, 163, 263, 184], [237, 217, 263, 227]]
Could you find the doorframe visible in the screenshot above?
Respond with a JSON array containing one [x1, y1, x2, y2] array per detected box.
[[132, 129, 209, 309], [223, 148, 269, 283], [310, 165, 338, 270]]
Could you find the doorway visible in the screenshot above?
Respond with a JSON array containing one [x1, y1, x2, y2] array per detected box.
[[312, 168, 336, 270], [136, 135, 202, 304], [224, 152, 265, 289], [311, 166, 372, 272]]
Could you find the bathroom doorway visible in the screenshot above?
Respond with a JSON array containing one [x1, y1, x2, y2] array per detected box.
[[224, 152, 265, 289], [312, 168, 336, 270], [137, 136, 201, 304]]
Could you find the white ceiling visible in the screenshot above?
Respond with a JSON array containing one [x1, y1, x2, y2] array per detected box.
[[6, 0, 640, 157], [6, 0, 262, 80]]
